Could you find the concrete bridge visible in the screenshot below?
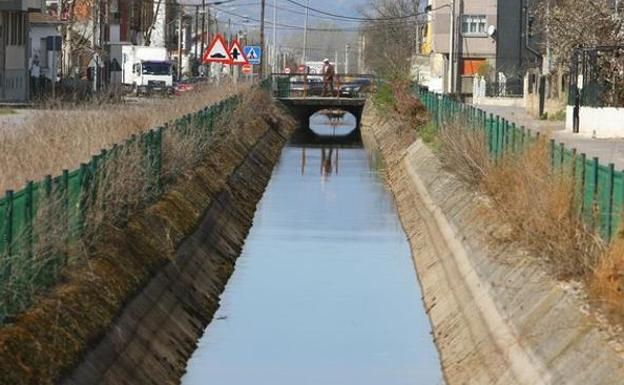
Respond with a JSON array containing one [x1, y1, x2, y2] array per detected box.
[[276, 97, 367, 145], [276, 97, 367, 128]]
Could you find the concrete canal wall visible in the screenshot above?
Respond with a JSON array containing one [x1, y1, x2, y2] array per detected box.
[[361, 107, 624, 385], [0, 100, 295, 385]]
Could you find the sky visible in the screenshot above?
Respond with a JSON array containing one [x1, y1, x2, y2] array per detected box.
[[181, 0, 370, 38]]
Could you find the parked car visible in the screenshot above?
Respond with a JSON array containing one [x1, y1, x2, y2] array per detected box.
[[173, 79, 195, 95], [339, 78, 372, 98], [289, 76, 325, 96]]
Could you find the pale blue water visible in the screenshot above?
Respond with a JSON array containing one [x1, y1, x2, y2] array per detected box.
[[181, 116, 443, 385]]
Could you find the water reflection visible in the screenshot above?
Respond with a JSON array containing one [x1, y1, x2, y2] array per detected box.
[[181, 120, 443, 385]]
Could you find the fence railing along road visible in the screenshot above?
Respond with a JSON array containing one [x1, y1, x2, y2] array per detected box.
[[0, 84, 257, 323], [417, 86, 624, 244]]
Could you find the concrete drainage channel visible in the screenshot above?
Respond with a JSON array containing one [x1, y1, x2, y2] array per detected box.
[[361, 105, 624, 385], [10, 98, 623, 385], [59, 117, 294, 385]]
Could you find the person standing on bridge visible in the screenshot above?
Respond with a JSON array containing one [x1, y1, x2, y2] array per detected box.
[[322, 58, 335, 97]]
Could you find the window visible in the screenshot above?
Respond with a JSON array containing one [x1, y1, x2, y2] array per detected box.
[[3, 12, 26, 46], [461, 15, 487, 37]]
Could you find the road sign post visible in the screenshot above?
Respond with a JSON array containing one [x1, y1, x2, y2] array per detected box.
[[243, 46, 262, 65], [203, 34, 232, 64]]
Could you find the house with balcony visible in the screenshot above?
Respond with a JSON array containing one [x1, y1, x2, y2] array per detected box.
[[416, 0, 540, 97]]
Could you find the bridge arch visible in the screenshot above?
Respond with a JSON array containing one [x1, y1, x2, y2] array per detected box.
[[276, 97, 366, 132]]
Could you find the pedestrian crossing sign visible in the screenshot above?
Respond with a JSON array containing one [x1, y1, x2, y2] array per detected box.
[[243, 46, 261, 65]]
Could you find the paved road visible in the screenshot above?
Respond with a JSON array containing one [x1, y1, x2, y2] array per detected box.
[[477, 104, 624, 170]]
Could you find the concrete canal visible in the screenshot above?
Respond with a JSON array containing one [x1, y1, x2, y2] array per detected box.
[[181, 113, 443, 385]]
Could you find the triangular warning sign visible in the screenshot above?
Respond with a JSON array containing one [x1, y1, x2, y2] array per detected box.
[[202, 34, 231, 63], [229, 39, 248, 65]]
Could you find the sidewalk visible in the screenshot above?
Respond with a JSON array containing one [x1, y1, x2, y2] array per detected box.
[[476, 104, 624, 170]]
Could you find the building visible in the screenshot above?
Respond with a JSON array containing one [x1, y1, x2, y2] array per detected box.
[[28, 11, 63, 83], [0, 0, 45, 102], [417, 0, 540, 96]]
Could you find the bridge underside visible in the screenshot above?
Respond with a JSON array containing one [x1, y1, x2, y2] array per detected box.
[[277, 97, 367, 132]]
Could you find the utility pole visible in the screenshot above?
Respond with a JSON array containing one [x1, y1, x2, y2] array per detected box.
[[201, 0, 206, 57], [302, 0, 309, 63], [260, 0, 266, 78], [272, 0, 277, 73], [194, 5, 199, 62], [357, 35, 362, 73], [92, 0, 99, 92], [178, 8, 183, 80], [447, 0, 455, 94]]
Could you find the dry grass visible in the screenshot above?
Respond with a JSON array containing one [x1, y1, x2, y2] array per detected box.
[[592, 237, 624, 322], [481, 140, 605, 278], [437, 119, 491, 187], [0, 81, 248, 193], [436, 119, 605, 279], [0, 85, 273, 323]]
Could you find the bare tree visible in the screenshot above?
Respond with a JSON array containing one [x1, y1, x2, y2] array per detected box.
[[360, 0, 422, 79], [537, 0, 623, 65]]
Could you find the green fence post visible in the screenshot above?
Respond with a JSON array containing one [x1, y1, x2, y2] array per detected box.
[[4, 190, 13, 256], [494, 115, 501, 160], [592, 157, 599, 228], [25, 181, 33, 258], [607, 163, 615, 241], [579, 153, 587, 216], [488, 113, 494, 156], [510, 123, 516, 152], [78, 163, 88, 236], [549, 139, 556, 169], [559, 143, 565, 168], [62, 169, 69, 258], [155, 127, 163, 194]]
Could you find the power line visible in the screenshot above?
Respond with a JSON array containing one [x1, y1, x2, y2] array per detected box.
[[212, 6, 364, 31], [282, 0, 440, 21], [212, 5, 424, 31]]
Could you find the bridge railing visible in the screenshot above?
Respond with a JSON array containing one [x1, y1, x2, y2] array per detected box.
[[270, 73, 376, 99]]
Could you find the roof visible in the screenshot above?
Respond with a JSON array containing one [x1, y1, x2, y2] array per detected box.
[[29, 12, 65, 24]]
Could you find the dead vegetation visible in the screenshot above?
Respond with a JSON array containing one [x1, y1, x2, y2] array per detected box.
[[0, 81, 248, 193], [437, 119, 491, 187], [0, 86, 295, 385], [0, 86, 288, 325], [437, 119, 606, 278], [433, 117, 624, 328]]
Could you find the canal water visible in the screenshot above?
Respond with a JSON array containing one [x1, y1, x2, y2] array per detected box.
[[181, 114, 443, 385]]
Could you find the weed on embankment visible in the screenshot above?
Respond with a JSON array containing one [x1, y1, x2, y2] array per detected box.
[[0, 82, 248, 193], [0, 87, 295, 385], [433, 117, 624, 327]]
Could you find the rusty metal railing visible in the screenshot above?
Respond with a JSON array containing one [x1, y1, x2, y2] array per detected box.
[[270, 73, 376, 99]]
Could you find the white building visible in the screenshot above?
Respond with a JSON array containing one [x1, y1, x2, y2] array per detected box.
[[28, 11, 63, 82]]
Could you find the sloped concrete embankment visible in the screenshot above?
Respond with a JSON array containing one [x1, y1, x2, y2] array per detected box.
[[361, 108, 624, 385], [0, 103, 294, 385]]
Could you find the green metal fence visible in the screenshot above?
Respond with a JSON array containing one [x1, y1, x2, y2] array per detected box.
[[416, 86, 623, 243], [0, 92, 242, 323]]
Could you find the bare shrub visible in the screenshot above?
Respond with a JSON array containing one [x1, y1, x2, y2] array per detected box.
[[82, 139, 151, 244], [481, 139, 605, 278], [591, 237, 624, 322], [437, 119, 491, 187]]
